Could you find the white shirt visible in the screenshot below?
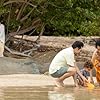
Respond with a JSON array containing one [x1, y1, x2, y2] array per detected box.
[[0, 23, 5, 44], [49, 47, 75, 74]]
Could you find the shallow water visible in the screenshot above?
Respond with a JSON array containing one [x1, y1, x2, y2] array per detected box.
[[0, 86, 100, 100]]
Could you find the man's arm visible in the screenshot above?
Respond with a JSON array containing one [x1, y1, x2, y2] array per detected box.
[[72, 73, 79, 87]]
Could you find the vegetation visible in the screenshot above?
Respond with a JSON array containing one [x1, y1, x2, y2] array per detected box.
[[0, 0, 100, 38], [0, 0, 100, 57]]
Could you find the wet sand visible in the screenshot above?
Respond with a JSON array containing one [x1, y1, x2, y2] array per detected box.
[[0, 74, 96, 87]]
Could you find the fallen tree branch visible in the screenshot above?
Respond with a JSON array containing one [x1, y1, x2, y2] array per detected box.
[[5, 45, 31, 57]]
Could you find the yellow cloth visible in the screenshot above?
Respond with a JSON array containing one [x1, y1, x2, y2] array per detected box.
[[93, 59, 100, 83]]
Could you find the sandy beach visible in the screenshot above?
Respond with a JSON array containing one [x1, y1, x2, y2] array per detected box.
[[0, 74, 96, 87]]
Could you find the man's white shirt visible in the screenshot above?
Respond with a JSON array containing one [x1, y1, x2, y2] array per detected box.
[[49, 47, 75, 74]]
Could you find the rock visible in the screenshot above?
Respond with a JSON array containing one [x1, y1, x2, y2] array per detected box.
[[38, 63, 50, 74], [0, 57, 40, 74]]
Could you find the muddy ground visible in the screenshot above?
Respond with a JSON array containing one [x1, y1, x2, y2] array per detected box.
[[11, 36, 98, 63]]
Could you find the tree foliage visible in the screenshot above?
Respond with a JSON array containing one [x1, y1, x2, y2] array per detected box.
[[0, 0, 100, 37], [43, 0, 100, 36]]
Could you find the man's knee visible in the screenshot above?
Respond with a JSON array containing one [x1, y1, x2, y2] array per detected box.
[[68, 67, 76, 71], [72, 68, 76, 74], [73, 68, 77, 72], [68, 67, 76, 74]]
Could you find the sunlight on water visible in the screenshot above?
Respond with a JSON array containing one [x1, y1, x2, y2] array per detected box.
[[0, 86, 99, 100]]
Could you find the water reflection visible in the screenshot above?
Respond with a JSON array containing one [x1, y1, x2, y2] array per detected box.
[[0, 87, 49, 100], [48, 91, 75, 100], [0, 86, 99, 100], [48, 86, 100, 100]]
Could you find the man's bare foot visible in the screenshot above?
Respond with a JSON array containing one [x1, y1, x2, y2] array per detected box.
[[55, 79, 64, 87]]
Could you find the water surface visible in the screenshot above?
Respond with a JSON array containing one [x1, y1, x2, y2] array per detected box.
[[0, 86, 100, 100]]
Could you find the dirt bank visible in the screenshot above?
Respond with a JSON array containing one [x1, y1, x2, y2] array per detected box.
[[25, 36, 98, 64], [4, 36, 99, 74]]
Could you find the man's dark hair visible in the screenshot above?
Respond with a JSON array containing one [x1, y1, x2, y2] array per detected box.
[[95, 38, 100, 48], [84, 60, 93, 69], [72, 41, 84, 49]]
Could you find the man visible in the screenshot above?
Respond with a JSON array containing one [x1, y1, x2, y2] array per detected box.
[[0, 22, 5, 57], [49, 41, 88, 87]]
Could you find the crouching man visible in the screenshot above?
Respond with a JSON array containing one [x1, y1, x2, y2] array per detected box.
[[49, 41, 88, 87]]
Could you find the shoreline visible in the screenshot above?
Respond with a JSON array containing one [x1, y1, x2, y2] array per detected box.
[[0, 74, 96, 87]]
